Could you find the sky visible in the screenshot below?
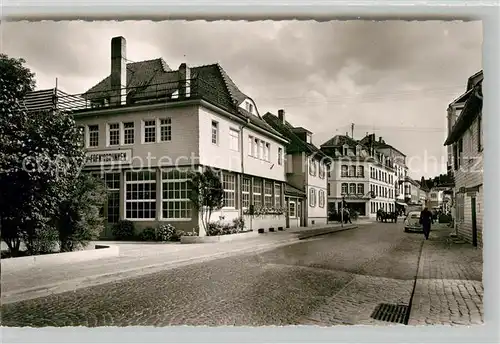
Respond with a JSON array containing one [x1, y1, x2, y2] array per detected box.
[[2, 20, 482, 179]]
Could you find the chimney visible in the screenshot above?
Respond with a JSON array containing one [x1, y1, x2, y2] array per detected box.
[[110, 36, 127, 106], [178, 63, 191, 98], [379, 137, 383, 143], [278, 109, 285, 124]]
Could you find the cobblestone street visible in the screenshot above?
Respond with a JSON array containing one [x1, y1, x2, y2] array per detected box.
[[1, 222, 483, 327]]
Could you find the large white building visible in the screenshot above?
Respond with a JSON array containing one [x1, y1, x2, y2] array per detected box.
[[359, 134, 409, 214], [58, 36, 291, 237], [320, 135, 396, 218]]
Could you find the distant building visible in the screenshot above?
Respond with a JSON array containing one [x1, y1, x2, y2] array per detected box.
[[405, 177, 421, 205], [359, 134, 408, 214], [263, 109, 329, 228], [320, 134, 396, 218], [444, 70, 483, 247]]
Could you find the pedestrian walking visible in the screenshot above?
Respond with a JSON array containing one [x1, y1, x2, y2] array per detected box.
[[344, 208, 352, 224], [419, 207, 433, 240]]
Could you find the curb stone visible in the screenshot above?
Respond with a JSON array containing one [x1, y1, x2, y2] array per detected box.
[[2, 224, 361, 304]]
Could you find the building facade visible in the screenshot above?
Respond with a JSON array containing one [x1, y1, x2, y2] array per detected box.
[[321, 135, 397, 218], [263, 109, 329, 228], [405, 177, 421, 205], [62, 36, 291, 237], [444, 70, 483, 247], [359, 134, 406, 215]]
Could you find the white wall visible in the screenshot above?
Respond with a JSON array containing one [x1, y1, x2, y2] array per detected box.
[[453, 115, 483, 245], [78, 105, 200, 169], [306, 157, 328, 223], [198, 107, 286, 181]]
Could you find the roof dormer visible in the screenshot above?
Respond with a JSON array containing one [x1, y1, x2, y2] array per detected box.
[[342, 144, 349, 156], [239, 98, 259, 116]]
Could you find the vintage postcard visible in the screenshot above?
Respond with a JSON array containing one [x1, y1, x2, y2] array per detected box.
[[1, 20, 483, 327]]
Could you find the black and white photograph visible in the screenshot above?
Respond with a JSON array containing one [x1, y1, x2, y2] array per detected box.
[[1, 20, 484, 327]]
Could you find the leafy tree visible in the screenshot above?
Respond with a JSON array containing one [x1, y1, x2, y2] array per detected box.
[[0, 54, 86, 256], [56, 173, 107, 252], [188, 168, 224, 235]]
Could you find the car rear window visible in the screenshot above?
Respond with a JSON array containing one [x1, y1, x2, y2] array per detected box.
[[410, 214, 419, 218]]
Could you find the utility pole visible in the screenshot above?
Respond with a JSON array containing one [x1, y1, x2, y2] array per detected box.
[[351, 123, 354, 139], [340, 196, 344, 228]]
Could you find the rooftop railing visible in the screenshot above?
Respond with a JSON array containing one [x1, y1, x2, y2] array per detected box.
[[56, 78, 235, 114]]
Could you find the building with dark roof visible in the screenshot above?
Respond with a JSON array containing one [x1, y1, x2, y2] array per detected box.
[[320, 133, 400, 218], [263, 109, 329, 227], [358, 133, 409, 211], [61, 36, 291, 236], [444, 70, 483, 247]]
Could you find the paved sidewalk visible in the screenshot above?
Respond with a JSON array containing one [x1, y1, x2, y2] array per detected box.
[[1, 222, 362, 304], [408, 224, 483, 326]]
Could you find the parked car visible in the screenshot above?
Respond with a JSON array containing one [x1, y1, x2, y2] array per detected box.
[[404, 211, 423, 233]]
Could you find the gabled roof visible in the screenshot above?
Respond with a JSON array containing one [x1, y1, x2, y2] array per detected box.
[[359, 134, 406, 158], [84, 59, 250, 109], [321, 134, 359, 148], [444, 77, 483, 146], [262, 112, 329, 161], [448, 88, 473, 108], [80, 58, 287, 141], [466, 70, 484, 91], [448, 70, 482, 109]]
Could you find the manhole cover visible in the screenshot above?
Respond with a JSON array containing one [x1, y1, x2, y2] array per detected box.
[[370, 303, 409, 324]]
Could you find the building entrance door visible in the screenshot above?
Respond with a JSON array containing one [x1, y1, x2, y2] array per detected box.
[[297, 200, 303, 226], [471, 197, 478, 247], [285, 199, 290, 229]]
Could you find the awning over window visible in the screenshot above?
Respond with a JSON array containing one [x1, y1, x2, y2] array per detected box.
[[284, 183, 306, 198]]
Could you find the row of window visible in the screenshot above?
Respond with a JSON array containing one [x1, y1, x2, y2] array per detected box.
[[370, 184, 395, 199], [309, 159, 326, 179], [240, 176, 283, 209], [247, 135, 273, 162], [84, 119, 173, 148], [340, 183, 365, 196], [93, 170, 285, 221], [369, 166, 393, 185], [308, 188, 326, 208], [370, 202, 394, 214], [83, 119, 286, 166], [340, 165, 364, 178]]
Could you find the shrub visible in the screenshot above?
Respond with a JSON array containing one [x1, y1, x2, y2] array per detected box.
[[156, 224, 179, 242], [177, 230, 198, 237], [22, 226, 59, 255], [206, 222, 221, 236], [232, 216, 245, 231], [112, 220, 136, 240], [140, 227, 157, 241], [56, 173, 107, 252], [206, 221, 242, 236]]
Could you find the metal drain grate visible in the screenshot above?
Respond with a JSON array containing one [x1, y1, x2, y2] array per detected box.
[[370, 303, 409, 324]]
